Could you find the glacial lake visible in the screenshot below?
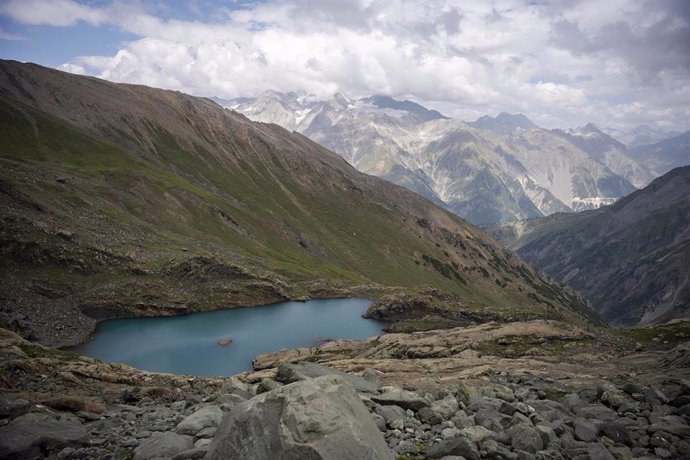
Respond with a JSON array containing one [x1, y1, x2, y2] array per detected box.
[[74, 298, 383, 376]]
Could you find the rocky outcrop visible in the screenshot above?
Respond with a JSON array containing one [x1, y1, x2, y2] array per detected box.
[[206, 375, 394, 460]]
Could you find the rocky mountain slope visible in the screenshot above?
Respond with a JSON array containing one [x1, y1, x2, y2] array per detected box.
[[559, 124, 655, 189], [0, 60, 596, 347], [467, 112, 536, 134], [629, 131, 690, 176], [230, 92, 650, 224], [486, 166, 690, 326]]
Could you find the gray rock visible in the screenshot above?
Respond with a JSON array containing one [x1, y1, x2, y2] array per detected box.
[[426, 436, 479, 460], [375, 404, 407, 430], [432, 394, 459, 419], [372, 388, 430, 411], [220, 377, 253, 400], [669, 395, 690, 407], [474, 408, 509, 431], [468, 396, 503, 412], [461, 425, 493, 442], [171, 447, 207, 460], [654, 447, 672, 459], [185, 394, 204, 408], [57, 447, 75, 459], [362, 368, 383, 385], [206, 375, 394, 460], [493, 384, 516, 402], [275, 362, 379, 394], [585, 442, 615, 460], [121, 437, 139, 448], [574, 418, 599, 442], [535, 424, 557, 445], [499, 402, 518, 415], [645, 387, 669, 405], [575, 404, 618, 421], [440, 427, 461, 439], [134, 432, 194, 460], [510, 412, 532, 428], [0, 412, 86, 459], [418, 407, 443, 425], [600, 391, 627, 409], [0, 398, 30, 420], [256, 378, 281, 394], [194, 438, 212, 449], [514, 450, 535, 460], [176, 405, 222, 436], [215, 393, 246, 405], [372, 413, 386, 432], [480, 438, 516, 459], [393, 439, 420, 456], [195, 426, 217, 438], [648, 419, 690, 437], [600, 422, 632, 446], [674, 403, 690, 417], [508, 424, 544, 453], [608, 444, 632, 459], [450, 410, 473, 429], [620, 382, 644, 395], [456, 381, 481, 406]]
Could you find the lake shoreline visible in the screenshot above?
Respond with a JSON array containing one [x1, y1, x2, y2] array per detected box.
[[73, 298, 384, 377], [17, 282, 391, 351]]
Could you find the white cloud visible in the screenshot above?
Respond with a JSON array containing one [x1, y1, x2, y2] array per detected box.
[[0, 0, 105, 26], [3, 0, 689, 131]]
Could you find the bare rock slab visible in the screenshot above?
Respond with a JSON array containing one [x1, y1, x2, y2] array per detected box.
[[206, 375, 394, 460]]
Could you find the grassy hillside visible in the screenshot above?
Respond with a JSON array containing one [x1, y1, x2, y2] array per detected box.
[[0, 60, 596, 346]]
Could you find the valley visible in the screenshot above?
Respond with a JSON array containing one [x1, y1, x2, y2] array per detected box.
[[0, 61, 593, 349], [486, 166, 690, 327], [0, 59, 688, 460]]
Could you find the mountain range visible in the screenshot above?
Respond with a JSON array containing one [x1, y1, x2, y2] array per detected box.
[[486, 166, 690, 327], [229, 91, 671, 225], [0, 60, 596, 347], [628, 131, 690, 177], [603, 124, 681, 149]]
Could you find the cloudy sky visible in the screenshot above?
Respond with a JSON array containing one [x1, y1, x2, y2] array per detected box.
[[0, 0, 688, 131]]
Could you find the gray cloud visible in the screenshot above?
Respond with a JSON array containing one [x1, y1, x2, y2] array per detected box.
[[1, 0, 688, 131]]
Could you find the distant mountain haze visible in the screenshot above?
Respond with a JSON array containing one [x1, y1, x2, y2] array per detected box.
[[628, 131, 690, 177], [604, 125, 682, 149], [230, 91, 668, 225]]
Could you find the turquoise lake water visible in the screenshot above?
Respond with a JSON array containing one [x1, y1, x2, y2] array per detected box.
[[74, 298, 382, 376]]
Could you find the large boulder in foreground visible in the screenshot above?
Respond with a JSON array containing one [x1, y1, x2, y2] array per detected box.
[[206, 375, 394, 460]]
